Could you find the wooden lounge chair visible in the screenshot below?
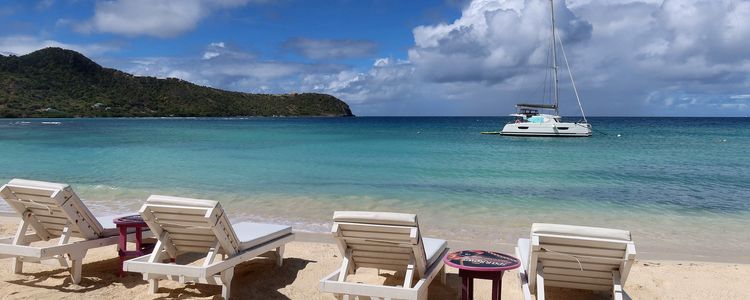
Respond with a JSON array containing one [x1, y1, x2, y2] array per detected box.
[[0, 178, 149, 284], [320, 211, 449, 300], [123, 195, 294, 299], [515, 223, 636, 300]]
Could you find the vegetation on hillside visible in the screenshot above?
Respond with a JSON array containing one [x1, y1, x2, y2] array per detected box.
[[0, 47, 354, 118]]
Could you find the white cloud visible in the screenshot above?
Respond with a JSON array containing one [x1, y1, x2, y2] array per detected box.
[[116, 42, 346, 94], [92, 0, 750, 116], [0, 35, 117, 56], [283, 38, 378, 60], [79, 0, 261, 38], [202, 52, 220, 60], [314, 0, 750, 116]]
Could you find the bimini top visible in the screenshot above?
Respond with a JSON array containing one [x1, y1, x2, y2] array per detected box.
[[515, 103, 557, 109]]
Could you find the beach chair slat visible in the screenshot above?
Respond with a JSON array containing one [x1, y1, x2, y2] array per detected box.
[[352, 250, 412, 260], [32, 215, 69, 225], [354, 262, 409, 271], [538, 253, 624, 265], [171, 239, 218, 248], [148, 219, 213, 228], [168, 233, 217, 242], [152, 212, 213, 223], [347, 244, 413, 254], [8, 193, 63, 205], [338, 223, 414, 234], [25, 207, 65, 215], [544, 280, 611, 291], [354, 256, 410, 265], [173, 245, 216, 254], [146, 206, 210, 215], [539, 244, 626, 258], [3, 186, 58, 198], [544, 273, 612, 285], [160, 226, 214, 236], [539, 236, 628, 250], [540, 260, 618, 272], [341, 230, 414, 241], [542, 267, 613, 278], [210, 216, 240, 255], [342, 237, 413, 247]]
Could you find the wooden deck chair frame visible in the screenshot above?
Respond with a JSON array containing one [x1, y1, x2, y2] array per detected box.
[[515, 223, 636, 300], [320, 212, 449, 300], [0, 179, 150, 284], [123, 195, 294, 299]]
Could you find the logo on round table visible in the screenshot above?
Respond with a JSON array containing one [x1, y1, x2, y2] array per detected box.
[[446, 250, 519, 268]]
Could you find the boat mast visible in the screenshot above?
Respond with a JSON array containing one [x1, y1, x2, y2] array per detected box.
[[550, 0, 559, 116]]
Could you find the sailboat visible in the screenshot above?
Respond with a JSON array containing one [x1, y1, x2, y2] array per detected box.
[[500, 0, 592, 137]]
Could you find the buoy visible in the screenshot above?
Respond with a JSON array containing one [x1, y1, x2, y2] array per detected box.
[[617, 134, 621, 137]]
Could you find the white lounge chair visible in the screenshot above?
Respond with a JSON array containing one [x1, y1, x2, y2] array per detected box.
[[0, 178, 149, 284], [123, 195, 294, 299], [515, 223, 636, 300], [320, 211, 449, 300]]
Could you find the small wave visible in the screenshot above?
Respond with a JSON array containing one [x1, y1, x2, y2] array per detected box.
[[92, 184, 120, 190]]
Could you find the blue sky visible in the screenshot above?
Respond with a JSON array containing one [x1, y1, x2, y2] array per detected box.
[[1, 0, 749, 116]]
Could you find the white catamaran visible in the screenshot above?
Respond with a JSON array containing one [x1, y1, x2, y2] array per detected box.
[[501, 0, 592, 137]]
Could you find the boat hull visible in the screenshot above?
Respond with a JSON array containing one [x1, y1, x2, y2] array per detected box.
[[500, 122, 592, 137]]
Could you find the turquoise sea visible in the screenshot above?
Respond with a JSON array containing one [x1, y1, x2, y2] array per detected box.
[[1, 117, 749, 261]]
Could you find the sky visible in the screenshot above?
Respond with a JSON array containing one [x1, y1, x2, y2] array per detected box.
[[1, 0, 749, 116]]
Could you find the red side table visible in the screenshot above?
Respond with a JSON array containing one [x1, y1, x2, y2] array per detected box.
[[113, 215, 154, 277], [444, 250, 520, 300]]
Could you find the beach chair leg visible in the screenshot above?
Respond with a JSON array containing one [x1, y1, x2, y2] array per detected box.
[[536, 264, 545, 300], [11, 258, 23, 274], [10, 220, 30, 274], [148, 279, 159, 294], [612, 271, 624, 300], [70, 257, 82, 284], [220, 267, 234, 299], [276, 245, 285, 267]]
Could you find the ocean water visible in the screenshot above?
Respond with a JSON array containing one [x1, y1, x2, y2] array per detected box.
[[1, 117, 749, 261]]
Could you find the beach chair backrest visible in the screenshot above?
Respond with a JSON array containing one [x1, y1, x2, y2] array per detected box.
[[140, 195, 241, 256], [0, 179, 105, 240], [527, 223, 636, 292], [332, 211, 429, 278]]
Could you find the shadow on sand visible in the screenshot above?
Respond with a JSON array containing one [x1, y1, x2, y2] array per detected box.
[[6, 255, 313, 299]]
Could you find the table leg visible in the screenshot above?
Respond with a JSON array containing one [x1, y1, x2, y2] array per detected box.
[[468, 275, 474, 300], [135, 226, 143, 256], [459, 269, 475, 300], [118, 225, 126, 277], [491, 271, 504, 300]]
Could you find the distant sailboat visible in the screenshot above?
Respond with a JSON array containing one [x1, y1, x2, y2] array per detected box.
[[500, 0, 592, 137]]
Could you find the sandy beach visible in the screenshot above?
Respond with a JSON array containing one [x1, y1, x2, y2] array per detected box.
[[0, 217, 748, 299]]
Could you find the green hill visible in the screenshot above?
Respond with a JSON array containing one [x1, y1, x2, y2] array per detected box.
[[0, 47, 354, 118]]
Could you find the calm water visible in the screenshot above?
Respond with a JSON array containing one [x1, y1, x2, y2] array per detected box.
[[1, 117, 749, 260]]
